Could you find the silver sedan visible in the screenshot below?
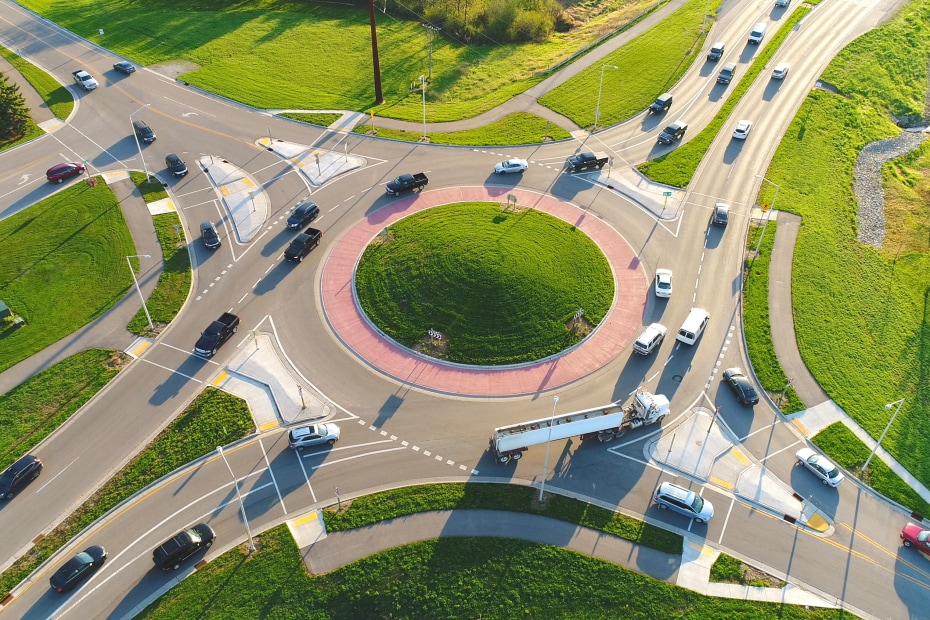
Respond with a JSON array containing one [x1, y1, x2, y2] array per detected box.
[[494, 158, 528, 174]]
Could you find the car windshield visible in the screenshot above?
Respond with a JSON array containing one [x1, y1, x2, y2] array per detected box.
[[689, 495, 704, 513], [918, 530, 930, 542]]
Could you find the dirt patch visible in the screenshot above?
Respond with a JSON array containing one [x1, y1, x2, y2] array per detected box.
[[413, 331, 449, 359], [147, 60, 201, 80]]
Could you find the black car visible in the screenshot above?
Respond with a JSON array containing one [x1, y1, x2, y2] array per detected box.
[[200, 221, 221, 249], [0, 454, 42, 499], [723, 368, 759, 405], [133, 119, 156, 143], [712, 203, 729, 227], [286, 201, 320, 229], [165, 153, 188, 177], [648, 93, 673, 114], [113, 61, 136, 74], [153, 523, 215, 571], [49, 545, 107, 592]]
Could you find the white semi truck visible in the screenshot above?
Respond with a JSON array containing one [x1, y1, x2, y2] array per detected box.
[[489, 390, 671, 464]]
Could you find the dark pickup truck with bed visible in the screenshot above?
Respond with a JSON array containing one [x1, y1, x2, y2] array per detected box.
[[566, 151, 608, 172], [385, 173, 428, 196], [194, 312, 240, 357], [284, 227, 323, 262]]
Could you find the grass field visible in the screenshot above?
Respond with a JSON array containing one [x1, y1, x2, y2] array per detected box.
[[539, 0, 713, 129], [0, 179, 136, 374], [128, 212, 192, 336], [354, 202, 614, 364], [638, 5, 811, 186], [755, 0, 930, 494], [20, 0, 659, 123], [354, 112, 572, 146], [0, 387, 252, 599], [0, 349, 121, 471], [137, 524, 849, 619]]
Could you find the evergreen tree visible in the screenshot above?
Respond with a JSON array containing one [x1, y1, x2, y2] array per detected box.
[[0, 72, 30, 140]]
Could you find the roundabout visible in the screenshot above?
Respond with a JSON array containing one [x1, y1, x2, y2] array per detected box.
[[319, 186, 649, 397]]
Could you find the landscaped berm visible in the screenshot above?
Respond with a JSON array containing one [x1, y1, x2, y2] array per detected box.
[[354, 202, 615, 366]]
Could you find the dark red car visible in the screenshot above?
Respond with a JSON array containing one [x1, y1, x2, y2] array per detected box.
[[46, 162, 85, 183], [901, 523, 930, 555]]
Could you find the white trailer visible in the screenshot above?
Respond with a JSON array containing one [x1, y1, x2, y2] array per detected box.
[[489, 391, 670, 464]]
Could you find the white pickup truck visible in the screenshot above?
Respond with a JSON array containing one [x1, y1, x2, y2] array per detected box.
[[72, 70, 98, 91]]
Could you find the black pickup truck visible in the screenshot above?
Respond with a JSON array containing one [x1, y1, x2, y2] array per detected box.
[[566, 151, 608, 172], [284, 227, 323, 263], [385, 173, 428, 196], [194, 312, 239, 357]]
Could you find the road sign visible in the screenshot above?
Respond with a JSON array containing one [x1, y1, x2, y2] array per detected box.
[[663, 191, 672, 197]]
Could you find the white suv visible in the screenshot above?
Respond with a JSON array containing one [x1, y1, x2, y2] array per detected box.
[[288, 423, 340, 450]]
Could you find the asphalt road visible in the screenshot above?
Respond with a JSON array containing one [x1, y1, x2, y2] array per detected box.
[[0, 0, 926, 617]]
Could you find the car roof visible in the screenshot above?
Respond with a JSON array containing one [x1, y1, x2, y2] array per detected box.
[[658, 481, 693, 501], [774, 63, 789, 70]]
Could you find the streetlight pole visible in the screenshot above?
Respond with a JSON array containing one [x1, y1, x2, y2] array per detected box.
[[129, 103, 151, 181], [424, 24, 440, 82], [538, 395, 559, 502], [216, 446, 256, 552], [126, 254, 154, 331], [863, 398, 905, 473], [752, 174, 781, 261], [419, 75, 427, 142], [593, 64, 618, 132]]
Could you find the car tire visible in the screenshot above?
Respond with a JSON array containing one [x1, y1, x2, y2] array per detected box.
[[205, 540, 213, 548], [822, 479, 829, 485], [657, 502, 667, 510], [696, 518, 705, 524], [57, 178, 64, 184], [211, 348, 217, 356], [498, 455, 511, 464], [172, 563, 180, 570], [512, 452, 522, 460], [904, 540, 913, 547], [327, 438, 336, 445], [298, 254, 303, 262]]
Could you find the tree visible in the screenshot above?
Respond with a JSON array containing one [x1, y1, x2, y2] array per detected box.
[[0, 72, 30, 140]]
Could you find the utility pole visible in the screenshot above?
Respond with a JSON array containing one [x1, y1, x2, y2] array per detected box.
[[424, 24, 440, 82], [368, 0, 384, 104]]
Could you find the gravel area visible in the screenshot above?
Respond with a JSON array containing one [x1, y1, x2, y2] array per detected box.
[[854, 128, 927, 247]]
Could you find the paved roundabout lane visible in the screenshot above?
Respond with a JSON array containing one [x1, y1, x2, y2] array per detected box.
[[320, 186, 649, 397]]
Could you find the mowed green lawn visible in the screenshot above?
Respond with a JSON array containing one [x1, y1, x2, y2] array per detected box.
[[354, 203, 614, 365], [539, 0, 712, 128], [20, 0, 659, 123], [0, 180, 135, 373], [754, 0, 930, 489], [137, 524, 848, 619]]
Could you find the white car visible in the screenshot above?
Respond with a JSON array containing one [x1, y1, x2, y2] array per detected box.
[[772, 63, 790, 80], [494, 158, 528, 174], [795, 447, 845, 486], [654, 269, 673, 298], [288, 423, 341, 450], [733, 120, 753, 140]]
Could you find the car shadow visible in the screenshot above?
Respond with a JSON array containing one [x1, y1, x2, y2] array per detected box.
[[722, 139, 745, 165], [761, 78, 783, 102]]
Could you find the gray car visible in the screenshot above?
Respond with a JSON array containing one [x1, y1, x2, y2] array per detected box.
[[288, 423, 340, 450]]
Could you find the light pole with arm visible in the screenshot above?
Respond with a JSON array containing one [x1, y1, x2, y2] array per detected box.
[[419, 75, 427, 141], [594, 64, 618, 132], [752, 174, 781, 261], [863, 398, 905, 473], [216, 446, 256, 552], [126, 254, 154, 331], [129, 103, 151, 181], [538, 395, 559, 501]]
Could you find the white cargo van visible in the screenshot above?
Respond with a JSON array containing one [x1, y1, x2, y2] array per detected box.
[[676, 308, 710, 345], [748, 23, 767, 44]]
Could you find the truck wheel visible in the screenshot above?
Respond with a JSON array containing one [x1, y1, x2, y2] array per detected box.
[[597, 432, 615, 443], [298, 254, 304, 262], [211, 348, 217, 356], [498, 455, 511, 464], [512, 452, 522, 461], [232, 325, 238, 333], [597, 163, 605, 169], [172, 563, 180, 570], [656, 414, 667, 424]]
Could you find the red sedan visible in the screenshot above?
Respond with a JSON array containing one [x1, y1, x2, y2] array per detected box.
[[46, 162, 85, 183], [901, 523, 930, 555]]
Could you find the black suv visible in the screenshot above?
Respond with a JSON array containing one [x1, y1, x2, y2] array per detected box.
[[165, 153, 188, 177], [648, 93, 673, 114], [200, 221, 221, 250], [132, 120, 155, 143], [657, 121, 688, 144], [152, 523, 215, 571], [286, 202, 320, 229], [0, 454, 42, 499], [707, 41, 725, 61]]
